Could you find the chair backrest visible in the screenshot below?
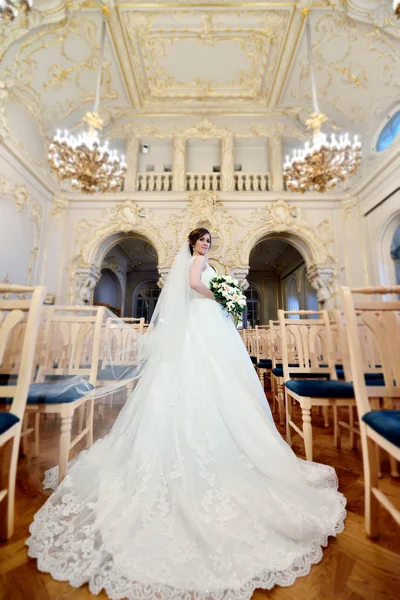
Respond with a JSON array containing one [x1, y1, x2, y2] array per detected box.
[[269, 320, 282, 366], [121, 317, 145, 334], [277, 310, 337, 381], [255, 325, 270, 362], [0, 285, 46, 419], [102, 316, 141, 367], [334, 309, 384, 382], [35, 306, 105, 386], [340, 286, 400, 416], [242, 328, 256, 356]]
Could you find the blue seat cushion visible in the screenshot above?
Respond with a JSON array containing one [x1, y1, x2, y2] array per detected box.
[[257, 359, 272, 369], [0, 412, 20, 434], [272, 367, 330, 379], [250, 356, 257, 365], [97, 365, 134, 381], [26, 380, 94, 404], [285, 379, 356, 398], [362, 410, 400, 448]]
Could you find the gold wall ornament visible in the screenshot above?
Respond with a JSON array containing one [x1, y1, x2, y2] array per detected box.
[[0, 174, 29, 212], [168, 189, 239, 269], [76, 200, 168, 268], [235, 198, 333, 267], [0, 0, 32, 23], [51, 194, 70, 229]]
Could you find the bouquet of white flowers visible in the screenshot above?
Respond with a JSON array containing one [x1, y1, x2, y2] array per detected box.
[[209, 275, 247, 325]]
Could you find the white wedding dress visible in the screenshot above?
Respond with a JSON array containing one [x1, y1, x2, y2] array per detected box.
[[27, 258, 346, 600]]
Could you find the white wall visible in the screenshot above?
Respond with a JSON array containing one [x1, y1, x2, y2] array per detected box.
[[0, 145, 51, 289], [186, 139, 221, 172]]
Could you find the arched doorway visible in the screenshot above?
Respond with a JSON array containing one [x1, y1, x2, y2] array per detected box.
[[92, 234, 159, 319], [246, 236, 318, 324], [93, 268, 122, 316]]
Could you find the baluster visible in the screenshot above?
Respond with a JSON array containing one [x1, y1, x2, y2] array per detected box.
[[137, 174, 142, 191], [189, 174, 194, 191], [156, 174, 162, 192], [204, 174, 210, 191], [260, 174, 267, 191], [245, 174, 251, 192], [143, 175, 148, 192]]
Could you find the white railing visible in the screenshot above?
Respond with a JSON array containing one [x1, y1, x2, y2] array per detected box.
[[186, 172, 221, 192], [234, 173, 269, 192], [137, 172, 173, 192], [136, 171, 269, 192]]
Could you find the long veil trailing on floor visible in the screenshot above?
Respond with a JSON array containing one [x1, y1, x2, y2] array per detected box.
[[26, 241, 346, 600]]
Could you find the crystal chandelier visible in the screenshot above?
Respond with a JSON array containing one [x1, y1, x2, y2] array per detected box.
[[48, 8, 127, 194], [394, 0, 400, 18], [283, 16, 362, 193], [0, 0, 31, 21]]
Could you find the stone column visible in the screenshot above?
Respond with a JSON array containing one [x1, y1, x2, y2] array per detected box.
[[307, 265, 335, 308], [221, 135, 235, 192], [75, 266, 101, 305], [124, 136, 140, 192], [172, 136, 186, 192], [157, 267, 170, 289], [268, 136, 284, 192]]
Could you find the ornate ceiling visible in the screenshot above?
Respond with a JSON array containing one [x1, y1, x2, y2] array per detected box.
[[0, 0, 399, 168]]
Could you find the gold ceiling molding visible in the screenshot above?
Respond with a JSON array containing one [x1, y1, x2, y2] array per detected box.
[[108, 116, 308, 141], [119, 7, 291, 106], [284, 11, 400, 127]]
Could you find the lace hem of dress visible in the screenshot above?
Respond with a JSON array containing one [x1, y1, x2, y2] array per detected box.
[[27, 475, 346, 600]]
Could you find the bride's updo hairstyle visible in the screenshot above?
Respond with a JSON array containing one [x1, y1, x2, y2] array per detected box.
[[188, 228, 211, 255]]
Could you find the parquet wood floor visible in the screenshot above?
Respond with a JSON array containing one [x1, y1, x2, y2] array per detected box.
[[1, 390, 399, 600]]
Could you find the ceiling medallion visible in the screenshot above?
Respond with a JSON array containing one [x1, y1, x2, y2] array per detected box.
[[0, 0, 31, 21], [48, 7, 127, 194], [283, 15, 361, 194]]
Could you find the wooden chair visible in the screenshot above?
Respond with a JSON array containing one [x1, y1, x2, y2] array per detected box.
[[0, 284, 46, 539], [340, 285, 400, 536], [121, 317, 145, 335], [255, 325, 272, 390], [280, 310, 356, 461], [270, 320, 285, 423], [24, 306, 105, 483]]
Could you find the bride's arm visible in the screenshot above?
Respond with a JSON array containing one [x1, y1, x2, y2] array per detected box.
[[190, 256, 215, 300]]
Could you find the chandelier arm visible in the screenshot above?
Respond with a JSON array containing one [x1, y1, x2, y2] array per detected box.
[[93, 14, 107, 115], [305, 17, 320, 116]]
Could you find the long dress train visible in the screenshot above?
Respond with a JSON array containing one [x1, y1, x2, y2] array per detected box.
[[27, 264, 346, 600]]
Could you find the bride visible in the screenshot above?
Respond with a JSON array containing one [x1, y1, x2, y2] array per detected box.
[[27, 228, 346, 600]]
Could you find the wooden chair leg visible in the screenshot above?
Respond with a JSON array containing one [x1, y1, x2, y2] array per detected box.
[[301, 403, 313, 461], [323, 405, 329, 428], [271, 376, 276, 413], [32, 412, 40, 458], [0, 432, 20, 540], [86, 399, 94, 449], [285, 390, 292, 446], [59, 412, 73, 483], [349, 405, 356, 449], [276, 380, 284, 426], [21, 415, 29, 456], [389, 455, 399, 479], [363, 432, 380, 538], [333, 405, 340, 449], [375, 444, 383, 478], [78, 404, 85, 433]]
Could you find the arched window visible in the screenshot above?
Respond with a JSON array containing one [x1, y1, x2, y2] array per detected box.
[[133, 281, 161, 322], [390, 224, 400, 285], [243, 282, 261, 329], [376, 110, 400, 152], [287, 277, 300, 318]]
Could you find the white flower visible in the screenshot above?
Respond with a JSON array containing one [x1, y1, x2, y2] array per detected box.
[[225, 276, 233, 283]]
